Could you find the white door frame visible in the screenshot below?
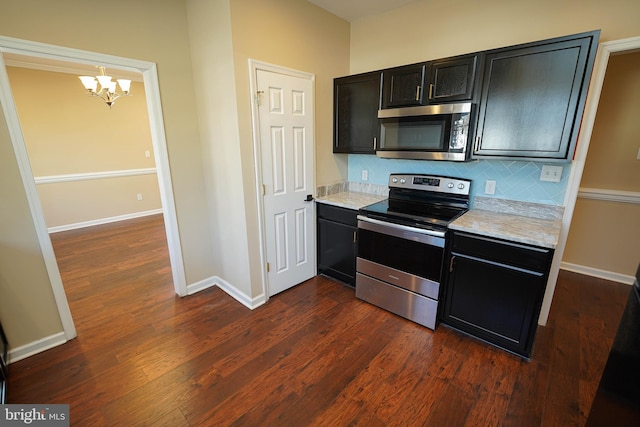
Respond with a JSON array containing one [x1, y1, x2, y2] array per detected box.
[[248, 59, 316, 300], [539, 35, 640, 325], [0, 36, 188, 340]]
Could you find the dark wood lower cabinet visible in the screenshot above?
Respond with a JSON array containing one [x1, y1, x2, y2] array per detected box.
[[317, 203, 358, 287], [442, 231, 554, 358]]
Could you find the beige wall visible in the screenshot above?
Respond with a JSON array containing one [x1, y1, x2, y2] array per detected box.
[[350, 0, 640, 73], [0, 96, 65, 349], [186, 0, 252, 297], [0, 0, 214, 349], [186, 0, 350, 297], [7, 67, 161, 228], [229, 0, 350, 295], [563, 52, 640, 276]]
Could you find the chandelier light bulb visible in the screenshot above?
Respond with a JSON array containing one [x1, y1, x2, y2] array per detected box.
[[78, 66, 132, 108]]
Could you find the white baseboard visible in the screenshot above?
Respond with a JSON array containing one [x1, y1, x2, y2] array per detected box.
[[48, 209, 163, 233], [213, 276, 267, 310], [186, 276, 217, 295], [185, 275, 267, 310], [7, 331, 67, 364], [560, 262, 635, 285], [8, 277, 265, 362]]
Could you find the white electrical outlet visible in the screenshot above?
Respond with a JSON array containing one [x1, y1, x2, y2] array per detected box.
[[485, 180, 496, 195], [145, 150, 151, 158], [540, 165, 563, 183], [137, 193, 143, 201], [361, 170, 368, 181]]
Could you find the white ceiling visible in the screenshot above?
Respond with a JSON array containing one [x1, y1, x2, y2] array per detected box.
[[307, 0, 417, 22]]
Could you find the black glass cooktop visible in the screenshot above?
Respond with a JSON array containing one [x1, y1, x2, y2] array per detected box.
[[359, 198, 467, 230]]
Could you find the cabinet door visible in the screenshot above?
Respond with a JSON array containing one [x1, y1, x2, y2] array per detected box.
[[317, 218, 357, 286], [474, 33, 597, 160], [427, 55, 478, 102], [334, 72, 381, 154], [443, 254, 546, 357], [381, 63, 427, 108]]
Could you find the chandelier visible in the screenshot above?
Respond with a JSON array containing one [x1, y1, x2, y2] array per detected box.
[[78, 66, 131, 108]]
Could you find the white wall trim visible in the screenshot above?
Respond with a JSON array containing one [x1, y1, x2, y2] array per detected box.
[[7, 332, 67, 364], [186, 276, 217, 295], [537, 35, 640, 327], [185, 273, 267, 310], [214, 275, 267, 310], [48, 209, 163, 233], [4, 55, 143, 81], [578, 187, 640, 204], [34, 168, 157, 184], [561, 262, 635, 285]]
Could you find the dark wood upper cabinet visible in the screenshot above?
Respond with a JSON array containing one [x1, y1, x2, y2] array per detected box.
[[427, 54, 479, 103], [473, 31, 599, 160], [380, 63, 427, 108], [334, 71, 381, 154]]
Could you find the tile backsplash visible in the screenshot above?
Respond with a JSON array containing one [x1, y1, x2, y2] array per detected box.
[[347, 155, 570, 206]]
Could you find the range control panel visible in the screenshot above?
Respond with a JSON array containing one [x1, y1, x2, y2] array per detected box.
[[389, 174, 471, 196]]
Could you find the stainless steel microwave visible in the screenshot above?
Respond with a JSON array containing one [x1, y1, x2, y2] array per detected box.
[[377, 102, 474, 161]]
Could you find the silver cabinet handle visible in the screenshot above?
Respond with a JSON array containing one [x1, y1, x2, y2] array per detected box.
[[415, 85, 421, 101], [373, 137, 377, 150], [428, 84, 434, 100]]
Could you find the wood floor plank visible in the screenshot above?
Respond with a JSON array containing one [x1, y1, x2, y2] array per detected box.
[[6, 215, 632, 426]]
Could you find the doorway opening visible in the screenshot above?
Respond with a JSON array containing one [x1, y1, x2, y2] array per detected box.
[[540, 36, 640, 325], [0, 37, 187, 357]]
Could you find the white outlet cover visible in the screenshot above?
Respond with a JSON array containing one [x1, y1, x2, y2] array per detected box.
[[540, 165, 563, 183], [485, 180, 496, 195]]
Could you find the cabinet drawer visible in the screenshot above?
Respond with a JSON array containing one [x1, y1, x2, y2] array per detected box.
[[317, 203, 358, 227], [451, 232, 552, 273]]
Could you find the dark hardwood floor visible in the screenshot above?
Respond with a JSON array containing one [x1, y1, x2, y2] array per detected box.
[[7, 214, 631, 426]]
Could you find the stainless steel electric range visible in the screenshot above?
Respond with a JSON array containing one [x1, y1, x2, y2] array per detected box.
[[356, 173, 472, 329]]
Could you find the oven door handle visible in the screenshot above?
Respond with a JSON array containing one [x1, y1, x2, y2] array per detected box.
[[357, 215, 446, 246]]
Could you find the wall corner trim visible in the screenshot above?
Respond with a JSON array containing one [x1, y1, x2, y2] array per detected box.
[[214, 276, 267, 310], [186, 275, 267, 310], [7, 332, 67, 364]]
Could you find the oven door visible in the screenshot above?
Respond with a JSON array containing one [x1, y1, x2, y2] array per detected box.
[[356, 216, 447, 329], [356, 216, 445, 299]]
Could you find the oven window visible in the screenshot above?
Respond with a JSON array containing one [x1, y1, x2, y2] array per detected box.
[[379, 116, 449, 151], [358, 227, 444, 283]]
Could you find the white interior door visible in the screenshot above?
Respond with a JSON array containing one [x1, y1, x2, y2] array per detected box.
[[257, 68, 315, 296]]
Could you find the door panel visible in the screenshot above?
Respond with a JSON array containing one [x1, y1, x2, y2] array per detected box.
[[258, 69, 315, 296]]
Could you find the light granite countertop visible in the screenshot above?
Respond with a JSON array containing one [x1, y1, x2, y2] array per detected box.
[[316, 191, 563, 249], [316, 191, 385, 210], [449, 209, 562, 249]]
